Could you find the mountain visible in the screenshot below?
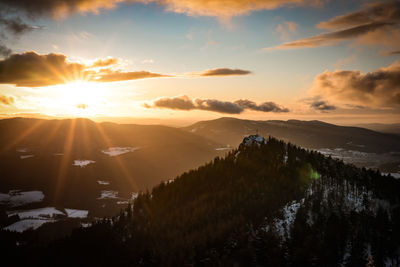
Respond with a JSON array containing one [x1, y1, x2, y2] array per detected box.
[[183, 117, 400, 153], [0, 117, 226, 217], [356, 123, 400, 135], [3, 135, 399, 266]]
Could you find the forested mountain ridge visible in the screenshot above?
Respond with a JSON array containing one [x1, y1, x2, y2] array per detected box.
[[2, 135, 400, 266]]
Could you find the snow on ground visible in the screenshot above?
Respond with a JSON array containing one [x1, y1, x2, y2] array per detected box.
[[3, 219, 55, 233], [73, 160, 95, 167], [131, 192, 138, 200], [16, 148, 29, 153], [241, 135, 267, 147], [98, 190, 118, 199], [117, 201, 129, 205], [101, 147, 139, 157], [20, 155, 34, 159], [97, 180, 110, 185], [8, 207, 64, 219], [65, 208, 88, 218], [81, 222, 92, 228], [0, 190, 44, 207], [273, 200, 303, 239], [383, 172, 400, 179], [215, 147, 231, 151]]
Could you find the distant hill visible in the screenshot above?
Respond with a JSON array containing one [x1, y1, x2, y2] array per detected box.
[[3, 135, 399, 266], [0, 118, 225, 216], [183, 117, 400, 153], [356, 123, 400, 135]]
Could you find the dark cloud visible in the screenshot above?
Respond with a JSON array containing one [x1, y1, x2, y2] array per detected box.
[[0, 95, 14, 105], [94, 70, 167, 82], [268, 1, 400, 50], [234, 99, 289, 112], [199, 68, 251, 76], [311, 62, 400, 108], [0, 51, 168, 87], [145, 95, 289, 114], [309, 100, 336, 111], [0, 16, 36, 36], [0, 43, 11, 57]]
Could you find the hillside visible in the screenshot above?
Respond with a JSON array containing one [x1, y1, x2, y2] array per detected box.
[[0, 117, 225, 217], [3, 135, 399, 266], [183, 117, 400, 153]]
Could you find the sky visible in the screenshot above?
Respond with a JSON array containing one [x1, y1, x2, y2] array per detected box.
[[0, 0, 399, 125]]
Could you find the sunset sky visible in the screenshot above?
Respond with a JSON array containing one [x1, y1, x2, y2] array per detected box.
[[0, 0, 399, 125]]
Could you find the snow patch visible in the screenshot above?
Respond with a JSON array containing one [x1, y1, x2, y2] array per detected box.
[[8, 207, 64, 219], [20, 155, 34, 159], [73, 160, 95, 167], [3, 219, 55, 233], [101, 147, 139, 157], [65, 208, 88, 218], [97, 180, 110, 185], [98, 190, 118, 199]]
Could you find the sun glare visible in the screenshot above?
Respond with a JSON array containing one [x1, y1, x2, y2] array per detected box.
[[48, 81, 109, 117]]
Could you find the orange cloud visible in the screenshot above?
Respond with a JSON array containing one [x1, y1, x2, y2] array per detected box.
[[267, 1, 400, 52], [0, 51, 167, 87], [310, 62, 400, 109], [0, 0, 324, 19]]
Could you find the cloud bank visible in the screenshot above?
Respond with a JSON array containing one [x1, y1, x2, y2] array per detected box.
[[144, 95, 289, 114], [0, 0, 324, 19], [311, 62, 400, 109], [268, 1, 400, 51], [0, 51, 167, 87]]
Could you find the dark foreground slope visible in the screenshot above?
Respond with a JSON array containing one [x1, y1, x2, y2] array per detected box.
[[2, 136, 400, 266]]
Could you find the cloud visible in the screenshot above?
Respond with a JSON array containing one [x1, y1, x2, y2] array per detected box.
[[199, 68, 251, 77], [269, 22, 393, 49], [89, 57, 119, 68], [310, 61, 400, 109], [0, 0, 325, 20], [94, 70, 167, 82], [0, 51, 167, 87], [275, 21, 298, 40], [267, 1, 400, 51], [0, 16, 36, 36], [0, 43, 11, 56], [309, 100, 336, 111], [144, 95, 289, 114], [234, 99, 289, 112], [0, 95, 14, 105]]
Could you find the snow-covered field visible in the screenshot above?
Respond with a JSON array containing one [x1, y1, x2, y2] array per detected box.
[[65, 208, 88, 218], [215, 147, 231, 151], [98, 190, 118, 199], [101, 147, 139, 157], [0, 190, 44, 207], [20, 155, 34, 159], [73, 160, 95, 167], [317, 148, 400, 168], [8, 207, 65, 219], [97, 180, 110, 185], [3, 219, 55, 233]]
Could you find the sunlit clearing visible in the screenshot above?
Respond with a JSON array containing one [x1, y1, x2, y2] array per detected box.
[[41, 81, 109, 117]]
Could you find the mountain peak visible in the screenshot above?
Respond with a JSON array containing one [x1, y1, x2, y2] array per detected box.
[[240, 134, 267, 148]]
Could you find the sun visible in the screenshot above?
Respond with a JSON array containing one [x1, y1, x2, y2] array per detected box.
[[46, 81, 109, 117]]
